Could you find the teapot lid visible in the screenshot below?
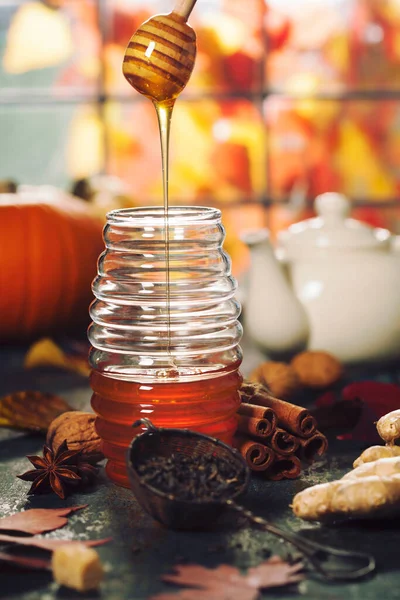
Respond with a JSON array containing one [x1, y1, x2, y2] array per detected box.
[[280, 193, 391, 254]]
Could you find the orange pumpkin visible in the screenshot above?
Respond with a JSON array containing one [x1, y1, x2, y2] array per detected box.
[[0, 187, 104, 343]]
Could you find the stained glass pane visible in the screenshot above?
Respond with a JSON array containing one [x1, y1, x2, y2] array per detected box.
[[265, 97, 400, 202], [266, 0, 400, 93], [0, 103, 105, 187], [0, 1, 101, 99], [105, 98, 265, 204], [0, 0, 398, 255], [104, 0, 264, 97]]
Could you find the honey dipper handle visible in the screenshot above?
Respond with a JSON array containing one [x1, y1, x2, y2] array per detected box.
[[173, 0, 198, 21]]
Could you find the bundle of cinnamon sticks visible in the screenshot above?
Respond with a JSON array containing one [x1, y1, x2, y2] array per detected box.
[[234, 382, 328, 480]]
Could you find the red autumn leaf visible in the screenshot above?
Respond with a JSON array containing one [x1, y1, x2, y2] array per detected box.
[[314, 381, 400, 443], [0, 505, 87, 535], [337, 401, 381, 443], [311, 396, 364, 433], [315, 390, 337, 409], [341, 382, 400, 417], [149, 557, 303, 600], [0, 533, 111, 552], [0, 551, 51, 571]]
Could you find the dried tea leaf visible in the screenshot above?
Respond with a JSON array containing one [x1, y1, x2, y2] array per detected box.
[[0, 551, 51, 571], [24, 338, 90, 377], [0, 534, 111, 552], [0, 391, 72, 432], [150, 557, 304, 600], [0, 506, 87, 535]]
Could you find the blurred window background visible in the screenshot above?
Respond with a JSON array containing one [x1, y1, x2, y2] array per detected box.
[[1, 0, 400, 275]]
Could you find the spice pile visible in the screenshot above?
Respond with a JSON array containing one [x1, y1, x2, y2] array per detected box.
[[235, 382, 328, 480]]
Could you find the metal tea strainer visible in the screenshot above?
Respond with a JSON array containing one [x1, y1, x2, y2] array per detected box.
[[127, 419, 375, 582]]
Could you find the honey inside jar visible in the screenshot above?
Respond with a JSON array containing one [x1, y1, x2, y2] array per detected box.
[[91, 366, 242, 488]]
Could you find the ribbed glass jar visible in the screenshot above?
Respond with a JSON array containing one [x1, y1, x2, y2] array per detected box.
[[88, 206, 243, 487]]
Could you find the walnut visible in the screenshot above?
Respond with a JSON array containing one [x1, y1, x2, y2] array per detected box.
[[291, 351, 343, 389], [46, 412, 104, 464], [249, 361, 301, 400]]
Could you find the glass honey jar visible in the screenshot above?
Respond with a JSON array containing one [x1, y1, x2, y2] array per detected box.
[[88, 206, 243, 487]]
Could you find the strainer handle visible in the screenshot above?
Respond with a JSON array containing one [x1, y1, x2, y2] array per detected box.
[[132, 418, 159, 432], [226, 500, 375, 581]]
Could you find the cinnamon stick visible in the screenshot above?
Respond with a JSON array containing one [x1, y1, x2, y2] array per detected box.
[[238, 403, 276, 436], [296, 431, 328, 463], [268, 427, 300, 456], [241, 382, 316, 438], [240, 382, 271, 404], [237, 415, 272, 440], [265, 454, 301, 481], [234, 435, 276, 472]]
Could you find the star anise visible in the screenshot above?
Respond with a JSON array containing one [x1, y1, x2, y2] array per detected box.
[[17, 440, 98, 499]]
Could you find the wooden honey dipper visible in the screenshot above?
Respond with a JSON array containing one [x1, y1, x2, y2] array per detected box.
[[123, 0, 198, 104]]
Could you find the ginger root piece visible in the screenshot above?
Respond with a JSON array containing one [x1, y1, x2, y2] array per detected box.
[[376, 410, 400, 445], [292, 474, 400, 521], [52, 543, 104, 591], [353, 445, 400, 468], [293, 408, 400, 522], [344, 456, 400, 480]]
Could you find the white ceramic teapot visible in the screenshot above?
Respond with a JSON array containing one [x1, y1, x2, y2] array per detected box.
[[242, 193, 400, 364]]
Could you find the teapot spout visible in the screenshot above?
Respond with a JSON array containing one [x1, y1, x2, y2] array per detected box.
[[242, 229, 309, 359]]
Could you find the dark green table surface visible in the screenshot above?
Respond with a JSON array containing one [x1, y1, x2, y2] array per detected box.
[[1, 346, 400, 600]]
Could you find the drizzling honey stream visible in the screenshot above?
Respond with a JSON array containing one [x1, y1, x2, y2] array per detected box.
[[123, 3, 197, 375], [89, 0, 242, 488]]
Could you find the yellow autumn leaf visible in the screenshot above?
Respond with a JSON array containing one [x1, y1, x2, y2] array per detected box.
[[24, 338, 90, 378], [3, 1, 73, 74], [210, 14, 247, 54], [0, 391, 72, 432], [392, 31, 400, 61], [67, 106, 105, 180], [324, 33, 350, 73], [382, 1, 400, 23], [295, 99, 340, 131], [336, 120, 397, 199]]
